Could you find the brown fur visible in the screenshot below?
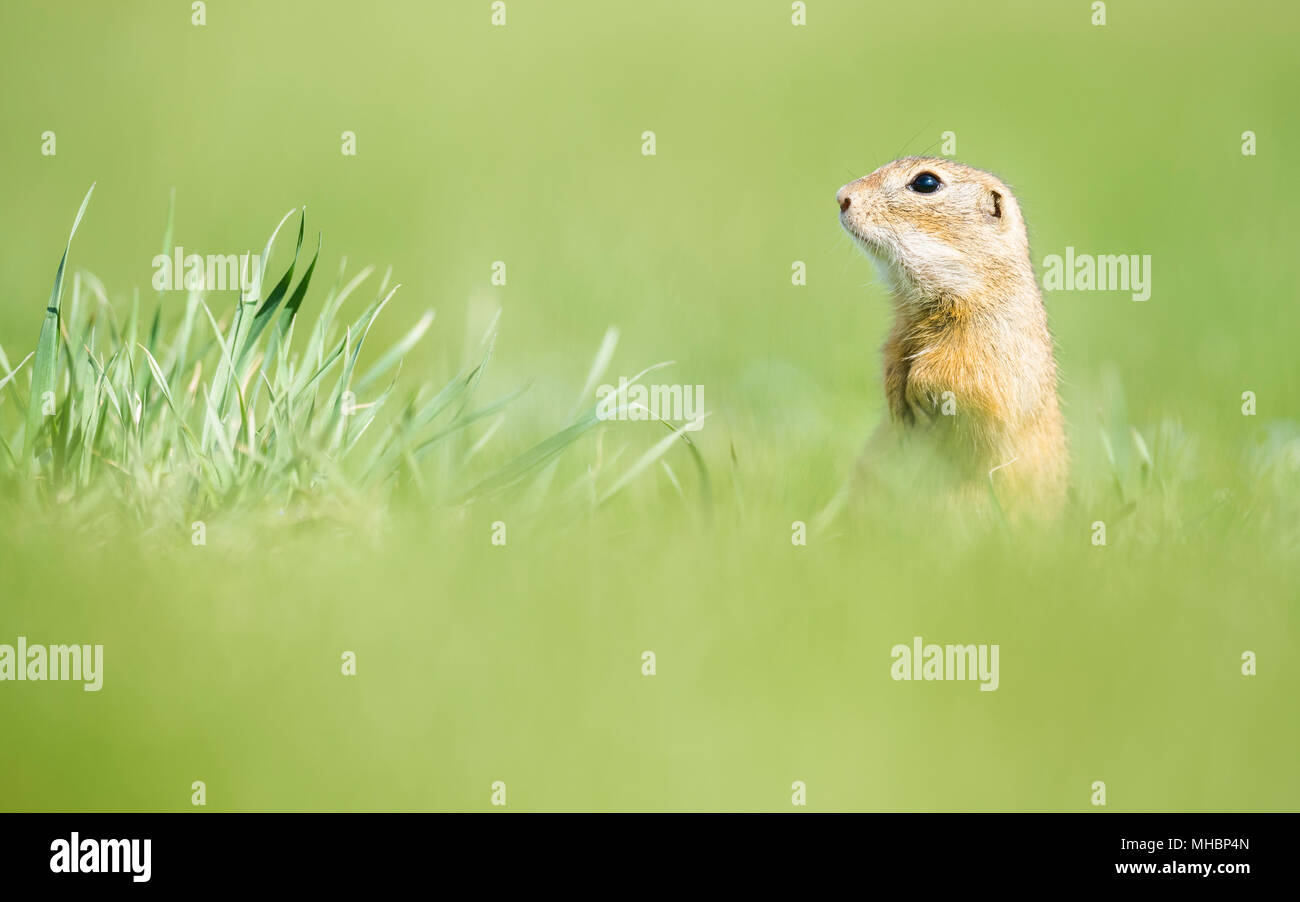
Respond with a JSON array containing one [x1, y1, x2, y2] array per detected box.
[[836, 157, 1067, 516]]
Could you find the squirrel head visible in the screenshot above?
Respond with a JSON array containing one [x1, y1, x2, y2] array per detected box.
[[837, 156, 1032, 306]]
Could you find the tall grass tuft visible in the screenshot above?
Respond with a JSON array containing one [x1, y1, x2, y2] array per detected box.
[[0, 189, 703, 529]]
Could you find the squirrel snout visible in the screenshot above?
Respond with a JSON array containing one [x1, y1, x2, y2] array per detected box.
[[837, 188, 852, 212]]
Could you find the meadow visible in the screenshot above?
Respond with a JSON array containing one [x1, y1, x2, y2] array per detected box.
[[0, 0, 1296, 811]]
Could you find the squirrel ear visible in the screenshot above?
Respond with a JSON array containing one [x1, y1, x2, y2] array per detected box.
[[986, 189, 1003, 220]]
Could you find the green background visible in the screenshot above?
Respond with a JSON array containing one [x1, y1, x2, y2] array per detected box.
[[1, 0, 1297, 810]]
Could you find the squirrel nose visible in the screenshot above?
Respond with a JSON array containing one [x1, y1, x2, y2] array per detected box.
[[837, 190, 852, 213]]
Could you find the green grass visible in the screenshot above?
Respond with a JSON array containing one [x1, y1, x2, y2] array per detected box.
[[0, 0, 1297, 812], [0, 191, 707, 532]]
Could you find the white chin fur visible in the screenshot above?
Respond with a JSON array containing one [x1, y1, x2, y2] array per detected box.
[[845, 227, 909, 296], [848, 223, 977, 300]]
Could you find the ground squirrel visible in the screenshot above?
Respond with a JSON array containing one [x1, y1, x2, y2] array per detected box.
[[836, 156, 1067, 516]]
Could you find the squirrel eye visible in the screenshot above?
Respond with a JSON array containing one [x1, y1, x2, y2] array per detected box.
[[908, 172, 943, 194]]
